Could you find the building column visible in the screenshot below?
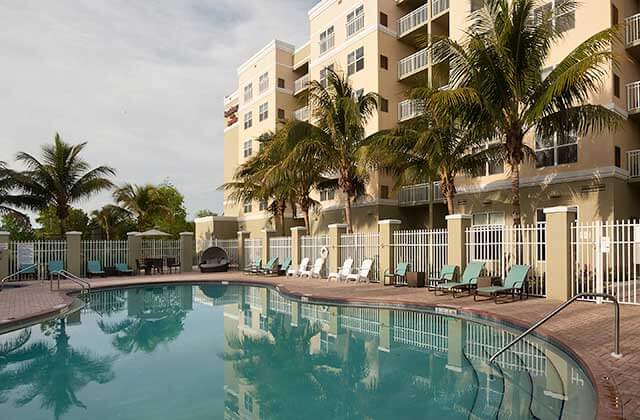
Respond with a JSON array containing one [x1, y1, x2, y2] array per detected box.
[[127, 232, 142, 273], [179, 232, 194, 273], [544, 206, 577, 301], [237, 231, 250, 271], [328, 223, 348, 274], [66, 231, 82, 277], [261, 229, 276, 263], [379, 219, 401, 285], [446, 214, 471, 275], [290, 227, 307, 268], [0, 231, 9, 280]]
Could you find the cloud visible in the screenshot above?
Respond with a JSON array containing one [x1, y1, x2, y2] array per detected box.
[[0, 0, 318, 218]]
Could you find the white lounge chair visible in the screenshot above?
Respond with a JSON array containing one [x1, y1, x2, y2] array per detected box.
[[346, 259, 374, 283], [301, 258, 325, 278], [327, 258, 354, 282], [287, 257, 310, 277]]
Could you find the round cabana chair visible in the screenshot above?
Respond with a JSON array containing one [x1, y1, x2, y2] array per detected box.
[[199, 247, 229, 273]]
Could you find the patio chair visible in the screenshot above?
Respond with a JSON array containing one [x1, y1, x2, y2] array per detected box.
[[301, 258, 324, 278], [278, 257, 292, 275], [287, 257, 309, 277], [18, 264, 37, 280], [115, 263, 134, 276], [87, 260, 105, 278], [474, 265, 531, 303], [384, 262, 409, 285], [47, 260, 64, 279], [346, 259, 374, 283], [327, 258, 354, 282], [166, 257, 180, 273], [244, 258, 262, 274], [259, 257, 279, 275], [427, 265, 458, 290], [433, 261, 485, 297]]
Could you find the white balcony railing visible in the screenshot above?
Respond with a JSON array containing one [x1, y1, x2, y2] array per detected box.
[[294, 75, 309, 95], [293, 106, 309, 121], [399, 183, 431, 206], [628, 81, 640, 114], [628, 150, 640, 178], [626, 14, 640, 47], [432, 0, 449, 17], [346, 14, 365, 38], [398, 99, 424, 121], [433, 182, 444, 202], [398, 48, 428, 80], [398, 3, 429, 37]]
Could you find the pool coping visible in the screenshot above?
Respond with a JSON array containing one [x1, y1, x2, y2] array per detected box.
[[0, 277, 623, 419]]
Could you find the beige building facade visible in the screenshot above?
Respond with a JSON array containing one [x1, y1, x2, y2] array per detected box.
[[214, 0, 640, 240]]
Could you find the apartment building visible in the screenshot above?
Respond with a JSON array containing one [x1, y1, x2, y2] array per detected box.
[[212, 0, 640, 240]]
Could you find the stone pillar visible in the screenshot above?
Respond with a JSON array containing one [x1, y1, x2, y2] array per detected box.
[[379, 220, 401, 285], [127, 232, 142, 273], [237, 231, 250, 270], [544, 206, 577, 301], [0, 231, 9, 280], [328, 223, 348, 274], [446, 214, 472, 274], [65, 231, 82, 277], [261, 229, 276, 263], [179, 232, 194, 273], [290, 227, 307, 267]]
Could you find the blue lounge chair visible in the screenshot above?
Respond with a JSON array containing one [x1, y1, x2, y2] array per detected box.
[[18, 264, 37, 279], [244, 258, 262, 274], [47, 260, 64, 278], [87, 260, 105, 278], [115, 263, 134, 276], [428, 265, 458, 290], [259, 257, 279, 275], [385, 262, 409, 285], [474, 265, 531, 303], [434, 261, 485, 297], [277, 257, 292, 276]]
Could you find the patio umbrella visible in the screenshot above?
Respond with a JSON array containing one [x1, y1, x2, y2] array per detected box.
[[138, 229, 172, 237]]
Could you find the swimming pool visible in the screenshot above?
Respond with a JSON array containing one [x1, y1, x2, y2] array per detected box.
[[0, 283, 596, 419]]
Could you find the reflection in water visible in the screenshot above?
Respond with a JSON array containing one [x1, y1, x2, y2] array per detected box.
[[0, 284, 595, 420]]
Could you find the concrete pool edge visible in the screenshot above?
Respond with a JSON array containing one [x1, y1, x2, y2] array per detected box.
[[0, 276, 624, 419]]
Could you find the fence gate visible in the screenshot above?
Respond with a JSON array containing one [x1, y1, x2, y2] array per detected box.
[[339, 232, 380, 282], [300, 235, 329, 265], [393, 229, 448, 285], [572, 220, 639, 305], [244, 239, 262, 267], [269, 237, 292, 264]]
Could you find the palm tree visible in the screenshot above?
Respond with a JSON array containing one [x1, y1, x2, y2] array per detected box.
[[0, 161, 28, 219], [113, 184, 169, 231], [90, 204, 132, 240], [8, 134, 116, 236], [285, 69, 378, 233], [430, 0, 622, 224]]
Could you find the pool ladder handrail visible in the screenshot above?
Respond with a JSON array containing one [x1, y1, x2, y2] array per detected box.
[[51, 269, 92, 294], [0, 264, 38, 291], [489, 293, 622, 364]]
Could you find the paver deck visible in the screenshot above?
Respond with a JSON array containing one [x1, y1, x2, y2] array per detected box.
[[1, 272, 638, 419]]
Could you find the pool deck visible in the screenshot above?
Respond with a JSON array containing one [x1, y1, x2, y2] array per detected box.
[[1, 272, 638, 419]]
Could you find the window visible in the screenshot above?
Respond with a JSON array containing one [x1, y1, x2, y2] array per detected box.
[[472, 212, 505, 226], [534, 0, 575, 33], [244, 112, 252, 130], [614, 74, 621, 98], [471, 0, 484, 12], [259, 72, 269, 93], [615, 146, 622, 168], [611, 4, 619, 26], [354, 88, 364, 100], [347, 5, 365, 37], [380, 97, 389, 113], [380, 185, 389, 199], [380, 12, 388, 27], [320, 64, 334, 88], [472, 143, 504, 177], [277, 108, 285, 120], [278, 78, 285, 89], [320, 188, 336, 201], [380, 55, 388, 70], [319, 26, 335, 54], [243, 139, 252, 158], [259, 314, 268, 331], [244, 83, 253, 102], [259, 103, 269, 121], [243, 200, 252, 213], [259, 200, 268, 211], [535, 131, 578, 167], [347, 47, 365, 76], [243, 308, 252, 325]]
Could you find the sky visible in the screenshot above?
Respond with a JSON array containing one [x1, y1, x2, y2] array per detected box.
[[0, 0, 318, 219]]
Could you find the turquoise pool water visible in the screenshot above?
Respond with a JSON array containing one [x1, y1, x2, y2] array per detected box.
[[0, 284, 596, 419]]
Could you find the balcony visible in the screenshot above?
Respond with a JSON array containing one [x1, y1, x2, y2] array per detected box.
[[398, 48, 428, 81], [431, 0, 449, 18], [628, 81, 640, 117], [626, 14, 640, 59], [294, 75, 309, 95], [346, 14, 365, 38], [398, 3, 429, 45], [398, 182, 444, 206], [629, 150, 640, 180], [293, 106, 309, 121], [398, 99, 424, 122]]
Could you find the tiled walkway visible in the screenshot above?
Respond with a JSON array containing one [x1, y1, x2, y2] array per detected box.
[[2, 272, 638, 419]]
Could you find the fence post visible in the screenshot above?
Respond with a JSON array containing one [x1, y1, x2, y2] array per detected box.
[[0, 231, 9, 280], [237, 231, 250, 271], [66, 231, 82, 277], [261, 229, 276, 263], [290, 227, 307, 268], [446, 214, 471, 276], [379, 220, 401, 285], [180, 232, 194, 273], [328, 224, 348, 274], [544, 206, 577, 301], [127, 232, 142, 273]]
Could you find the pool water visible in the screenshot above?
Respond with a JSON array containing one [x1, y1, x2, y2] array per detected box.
[[0, 284, 596, 420]]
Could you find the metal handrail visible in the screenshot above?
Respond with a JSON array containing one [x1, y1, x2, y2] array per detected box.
[[50, 269, 91, 293], [489, 293, 621, 364], [0, 264, 38, 290]]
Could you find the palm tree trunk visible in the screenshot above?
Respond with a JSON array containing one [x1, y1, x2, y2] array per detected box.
[[442, 181, 455, 215], [344, 194, 353, 234], [303, 210, 310, 232], [510, 159, 522, 226]]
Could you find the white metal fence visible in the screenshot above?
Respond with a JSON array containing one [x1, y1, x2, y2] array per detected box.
[[398, 48, 428, 80], [141, 239, 181, 259], [244, 238, 262, 267], [625, 14, 640, 47], [466, 224, 547, 297], [572, 220, 640, 305], [269, 236, 292, 264], [398, 3, 428, 37], [198, 239, 239, 269], [300, 234, 329, 265], [81, 240, 128, 277], [339, 232, 380, 282], [392, 311, 448, 352], [393, 229, 448, 285], [432, 0, 449, 17], [8, 241, 67, 281], [398, 99, 424, 122]]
